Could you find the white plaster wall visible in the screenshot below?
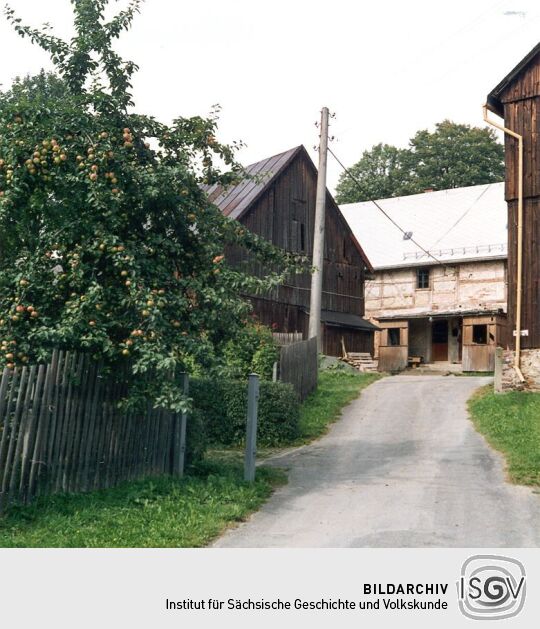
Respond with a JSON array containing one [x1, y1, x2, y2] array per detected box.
[[365, 260, 507, 320]]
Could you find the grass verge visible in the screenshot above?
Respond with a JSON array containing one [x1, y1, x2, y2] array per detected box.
[[0, 459, 286, 548], [468, 386, 540, 487], [298, 370, 381, 442], [0, 369, 379, 547]]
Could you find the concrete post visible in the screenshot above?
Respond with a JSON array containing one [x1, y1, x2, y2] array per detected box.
[[177, 372, 189, 476], [244, 373, 260, 482], [494, 347, 503, 394], [308, 106, 330, 352]]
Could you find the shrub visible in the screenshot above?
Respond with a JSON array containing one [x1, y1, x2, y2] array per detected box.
[[185, 408, 207, 468], [222, 322, 279, 381], [189, 378, 300, 447]]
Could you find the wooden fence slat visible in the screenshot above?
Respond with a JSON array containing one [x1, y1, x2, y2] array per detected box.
[[1, 351, 198, 513], [28, 353, 59, 500], [50, 352, 71, 492], [63, 353, 87, 492], [5, 367, 30, 505], [0, 368, 14, 502], [278, 337, 318, 401], [16, 365, 45, 503], [0, 370, 22, 511]]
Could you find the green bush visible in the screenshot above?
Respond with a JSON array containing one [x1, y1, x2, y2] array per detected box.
[[190, 378, 300, 447], [185, 408, 207, 468], [221, 322, 278, 380]]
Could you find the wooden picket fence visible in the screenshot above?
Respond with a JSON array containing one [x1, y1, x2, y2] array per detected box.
[[0, 350, 186, 514], [278, 337, 318, 401], [272, 332, 304, 346]]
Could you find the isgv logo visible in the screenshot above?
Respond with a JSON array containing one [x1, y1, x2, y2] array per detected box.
[[457, 555, 526, 620]]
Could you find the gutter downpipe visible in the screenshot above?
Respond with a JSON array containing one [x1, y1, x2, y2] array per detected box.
[[483, 104, 525, 382]]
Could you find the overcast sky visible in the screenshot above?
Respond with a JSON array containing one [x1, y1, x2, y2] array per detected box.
[[0, 0, 539, 191]]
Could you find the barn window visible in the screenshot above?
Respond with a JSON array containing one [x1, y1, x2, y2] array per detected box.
[[416, 268, 430, 289], [472, 324, 488, 345], [300, 223, 306, 252], [388, 328, 401, 346]]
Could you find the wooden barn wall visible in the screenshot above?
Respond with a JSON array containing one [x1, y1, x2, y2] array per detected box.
[[227, 151, 368, 323], [248, 296, 308, 337], [506, 197, 540, 349], [502, 96, 540, 202], [500, 55, 540, 350], [322, 326, 374, 357]]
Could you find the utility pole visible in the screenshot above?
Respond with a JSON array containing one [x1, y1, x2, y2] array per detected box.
[[308, 106, 330, 351]]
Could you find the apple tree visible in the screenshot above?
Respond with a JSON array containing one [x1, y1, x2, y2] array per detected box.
[[0, 1, 305, 410]]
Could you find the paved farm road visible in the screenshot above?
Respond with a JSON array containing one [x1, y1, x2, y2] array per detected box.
[[214, 375, 540, 547]]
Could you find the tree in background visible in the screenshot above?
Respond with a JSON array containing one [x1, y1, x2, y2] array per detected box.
[[0, 1, 304, 411], [335, 120, 505, 203], [332, 143, 407, 204]]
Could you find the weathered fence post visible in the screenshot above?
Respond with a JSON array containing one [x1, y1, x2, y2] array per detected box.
[[173, 372, 189, 477], [244, 373, 259, 482], [494, 347, 503, 394], [272, 361, 278, 382]]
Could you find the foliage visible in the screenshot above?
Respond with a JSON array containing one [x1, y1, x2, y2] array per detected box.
[[335, 120, 505, 203], [0, 459, 287, 547], [190, 378, 300, 446], [186, 408, 207, 467], [468, 387, 540, 487], [222, 321, 279, 380], [334, 143, 407, 204], [0, 1, 306, 411], [298, 370, 380, 442]]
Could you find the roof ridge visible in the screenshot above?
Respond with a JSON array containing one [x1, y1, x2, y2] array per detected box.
[[340, 181, 504, 208]]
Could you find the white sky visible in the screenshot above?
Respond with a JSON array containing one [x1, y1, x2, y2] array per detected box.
[[0, 0, 539, 191]]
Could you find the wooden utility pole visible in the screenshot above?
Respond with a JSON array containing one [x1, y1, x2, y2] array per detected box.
[[308, 107, 330, 351]]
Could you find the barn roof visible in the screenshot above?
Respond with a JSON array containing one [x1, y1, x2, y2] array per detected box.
[[339, 182, 507, 270], [487, 41, 540, 116], [205, 145, 374, 271], [204, 146, 302, 220]]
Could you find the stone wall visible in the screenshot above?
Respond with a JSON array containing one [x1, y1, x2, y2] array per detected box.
[[501, 349, 540, 391]]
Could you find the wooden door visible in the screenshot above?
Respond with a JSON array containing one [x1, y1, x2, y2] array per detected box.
[[432, 320, 448, 361]]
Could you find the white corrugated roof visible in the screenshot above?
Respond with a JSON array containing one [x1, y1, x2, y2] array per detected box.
[[339, 182, 507, 269]]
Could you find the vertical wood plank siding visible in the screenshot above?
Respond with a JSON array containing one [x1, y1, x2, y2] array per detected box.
[[227, 150, 371, 355], [279, 337, 318, 401], [500, 57, 540, 349], [0, 352, 183, 513]]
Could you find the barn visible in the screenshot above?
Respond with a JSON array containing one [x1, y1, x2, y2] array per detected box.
[[204, 145, 377, 357], [487, 41, 540, 389]]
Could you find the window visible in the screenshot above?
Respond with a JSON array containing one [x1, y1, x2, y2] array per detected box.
[[388, 328, 401, 346], [472, 324, 488, 345], [416, 268, 430, 289], [291, 220, 306, 253]]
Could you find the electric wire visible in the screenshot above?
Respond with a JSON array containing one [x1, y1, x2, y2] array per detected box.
[[328, 146, 448, 268]]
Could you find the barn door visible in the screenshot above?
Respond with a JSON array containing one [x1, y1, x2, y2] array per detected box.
[[432, 320, 448, 361]]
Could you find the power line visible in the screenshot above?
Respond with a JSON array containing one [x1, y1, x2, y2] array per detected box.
[[391, 0, 507, 82], [327, 146, 447, 268], [431, 182, 493, 247]]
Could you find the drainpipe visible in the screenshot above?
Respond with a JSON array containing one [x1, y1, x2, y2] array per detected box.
[[483, 105, 525, 382]]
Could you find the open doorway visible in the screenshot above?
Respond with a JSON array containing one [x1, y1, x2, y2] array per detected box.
[[432, 320, 448, 361]]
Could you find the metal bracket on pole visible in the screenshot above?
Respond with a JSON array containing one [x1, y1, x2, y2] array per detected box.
[[244, 373, 260, 482]]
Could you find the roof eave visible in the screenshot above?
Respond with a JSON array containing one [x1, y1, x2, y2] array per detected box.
[[487, 41, 540, 116], [371, 253, 507, 272]]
